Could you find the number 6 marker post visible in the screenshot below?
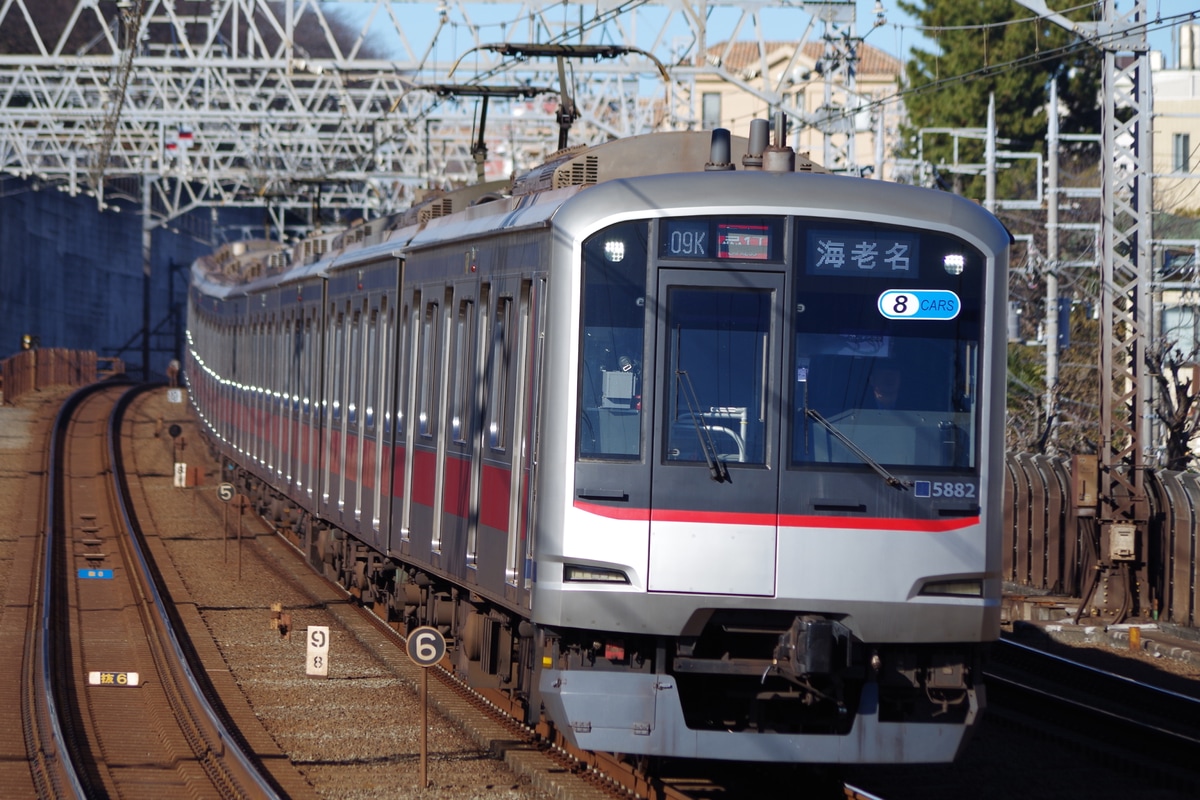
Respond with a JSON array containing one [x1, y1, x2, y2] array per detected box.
[[406, 626, 446, 788]]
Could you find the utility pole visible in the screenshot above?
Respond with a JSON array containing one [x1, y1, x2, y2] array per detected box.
[[90, 0, 146, 207], [984, 94, 996, 213], [1045, 79, 1060, 440]]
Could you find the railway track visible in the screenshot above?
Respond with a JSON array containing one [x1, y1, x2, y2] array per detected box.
[[844, 636, 1200, 800], [249, 520, 889, 800], [22, 382, 286, 799], [107, 393, 875, 799], [34, 383, 1200, 800], [984, 637, 1200, 790], [4, 384, 909, 799]]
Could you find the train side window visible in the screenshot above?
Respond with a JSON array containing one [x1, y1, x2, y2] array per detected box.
[[418, 300, 440, 438], [275, 314, 285, 474], [397, 299, 415, 437], [488, 297, 512, 450], [331, 309, 344, 422], [366, 308, 378, 429], [300, 316, 310, 418], [349, 308, 362, 426], [252, 320, 262, 462], [286, 314, 297, 411], [232, 319, 240, 379], [451, 298, 475, 444], [577, 220, 649, 460], [380, 305, 391, 434]]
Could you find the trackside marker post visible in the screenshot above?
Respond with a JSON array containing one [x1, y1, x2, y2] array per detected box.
[[217, 482, 234, 561], [306, 625, 330, 677], [88, 671, 139, 686], [407, 626, 446, 788]]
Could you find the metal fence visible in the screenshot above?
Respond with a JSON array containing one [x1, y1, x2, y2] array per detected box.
[[1003, 453, 1200, 626], [0, 349, 123, 405]]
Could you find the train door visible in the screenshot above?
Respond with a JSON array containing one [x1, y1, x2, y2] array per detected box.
[[441, 287, 477, 568], [394, 290, 420, 555], [504, 278, 541, 604], [648, 269, 784, 596], [302, 310, 321, 508], [406, 293, 443, 556]]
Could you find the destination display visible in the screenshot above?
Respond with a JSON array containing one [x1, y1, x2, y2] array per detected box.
[[806, 229, 920, 278], [716, 223, 771, 260]]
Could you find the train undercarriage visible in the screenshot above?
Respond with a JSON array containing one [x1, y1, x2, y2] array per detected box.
[[225, 456, 983, 758]]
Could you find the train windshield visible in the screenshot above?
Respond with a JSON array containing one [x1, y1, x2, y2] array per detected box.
[[577, 221, 650, 460], [791, 222, 985, 472], [575, 218, 987, 476]]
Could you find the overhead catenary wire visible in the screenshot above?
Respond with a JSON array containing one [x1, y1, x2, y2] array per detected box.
[[806, 10, 1197, 135]]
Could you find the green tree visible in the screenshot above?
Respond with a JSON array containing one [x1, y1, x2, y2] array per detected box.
[[897, 0, 1101, 201]]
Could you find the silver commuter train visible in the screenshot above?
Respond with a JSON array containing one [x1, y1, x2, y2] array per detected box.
[[186, 123, 1010, 764]]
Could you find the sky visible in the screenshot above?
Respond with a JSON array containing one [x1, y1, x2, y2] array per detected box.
[[330, 1, 1194, 75], [860, 0, 1194, 68]]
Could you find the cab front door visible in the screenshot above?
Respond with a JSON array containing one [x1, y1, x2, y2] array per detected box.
[[648, 269, 784, 596]]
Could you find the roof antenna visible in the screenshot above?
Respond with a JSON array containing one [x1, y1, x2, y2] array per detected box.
[[706, 128, 735, 171], [742, 118, 769, 170], [764, 112, 796, 173]]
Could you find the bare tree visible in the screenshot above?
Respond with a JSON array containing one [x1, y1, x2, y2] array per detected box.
[[1147, 338, 1200, 471]]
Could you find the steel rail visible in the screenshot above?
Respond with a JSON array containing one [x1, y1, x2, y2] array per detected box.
[[27, 383, 105, 799], [106, 384, 283, 799]]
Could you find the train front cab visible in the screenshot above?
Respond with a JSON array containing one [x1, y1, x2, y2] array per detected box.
[[535, 174, 1010, 763]]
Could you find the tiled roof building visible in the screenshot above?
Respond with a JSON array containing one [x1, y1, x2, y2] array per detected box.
[[681, 38, 904, 179]]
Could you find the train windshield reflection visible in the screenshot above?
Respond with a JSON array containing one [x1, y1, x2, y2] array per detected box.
[[793, 331, 978, 470]]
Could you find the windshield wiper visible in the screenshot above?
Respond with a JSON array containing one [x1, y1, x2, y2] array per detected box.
[[676, 369, 730, 483], [805, 408, 911, 490]]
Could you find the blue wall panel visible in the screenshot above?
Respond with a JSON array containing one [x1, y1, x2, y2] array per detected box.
[[0, 177, 254, 377]]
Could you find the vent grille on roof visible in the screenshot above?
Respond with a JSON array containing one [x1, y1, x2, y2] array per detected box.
[[556, 155, 598, 188], [421, 197, 454, 222]]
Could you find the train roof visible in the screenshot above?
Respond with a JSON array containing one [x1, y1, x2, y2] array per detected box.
[[325, 239, 407, 273], [403, 129, 791, 251], [551, 170, 1012, 251], [191, 127, 1009, 301], [404, 184, 583, 250]]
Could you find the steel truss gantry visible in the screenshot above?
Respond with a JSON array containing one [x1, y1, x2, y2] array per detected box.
[[0, 0, 872, 229], [1019, 0, 1154, 618]]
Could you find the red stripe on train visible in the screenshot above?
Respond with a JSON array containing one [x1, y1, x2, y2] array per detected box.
[[572, 500, 978, 532]]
